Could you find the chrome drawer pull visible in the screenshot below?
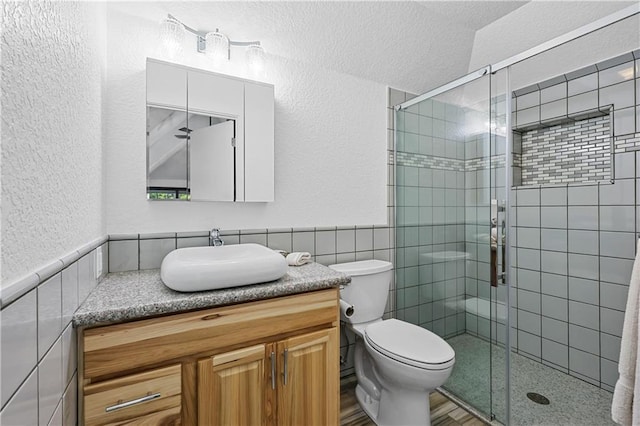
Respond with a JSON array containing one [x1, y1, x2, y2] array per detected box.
[[105, 393, 161, 413]]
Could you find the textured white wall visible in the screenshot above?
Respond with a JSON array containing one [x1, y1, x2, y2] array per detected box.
[[104, 4, 388, 234], [1, 1, 106, 286]]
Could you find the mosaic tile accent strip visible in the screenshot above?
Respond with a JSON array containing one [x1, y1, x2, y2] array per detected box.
[[396, 151, 464, 171], [397, 151, 506, 173], [513, 153, 522, 168], [466, 155, 506, 172], [520, 116, 611, 185], [614, 133, 640, 153]]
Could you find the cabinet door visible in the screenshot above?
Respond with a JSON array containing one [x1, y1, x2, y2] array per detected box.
[[198, 344, 273, 426], [187, 70, 243, 116], [147, 60, 187, 109], [244, 82, 274, 202], [276, 328, 339, 426]]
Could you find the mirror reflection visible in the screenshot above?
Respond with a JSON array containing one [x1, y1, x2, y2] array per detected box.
[[146, 106, 235, 201]]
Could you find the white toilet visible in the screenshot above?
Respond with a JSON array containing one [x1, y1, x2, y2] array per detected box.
[[329, 260, 455, 426]]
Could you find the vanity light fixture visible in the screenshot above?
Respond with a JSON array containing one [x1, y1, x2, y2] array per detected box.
[[159, 14, 266, 75], [158, 16, 186, 58]]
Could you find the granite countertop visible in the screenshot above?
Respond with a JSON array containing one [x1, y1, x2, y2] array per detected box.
[[73, 262, 350, 328]]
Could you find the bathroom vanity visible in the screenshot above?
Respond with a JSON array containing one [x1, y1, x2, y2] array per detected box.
[[73, 263, 348, 425]]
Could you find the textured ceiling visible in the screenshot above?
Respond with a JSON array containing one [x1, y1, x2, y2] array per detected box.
[[111, 1, 635, 95], [113, 1, 528, 94]]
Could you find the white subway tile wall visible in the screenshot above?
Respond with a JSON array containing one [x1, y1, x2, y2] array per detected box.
[[0, 244, 106, 425], [513, 173, 637, 391]]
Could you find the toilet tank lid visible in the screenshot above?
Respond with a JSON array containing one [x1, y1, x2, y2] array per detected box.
[[328, 260, 393, 277]]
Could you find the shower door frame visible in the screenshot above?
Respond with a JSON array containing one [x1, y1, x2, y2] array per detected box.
[[395, 65, 500, 420], [395, 3, 640, 423]]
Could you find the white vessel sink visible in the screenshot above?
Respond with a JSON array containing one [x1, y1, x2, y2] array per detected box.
[[160, 244, 288, 292]]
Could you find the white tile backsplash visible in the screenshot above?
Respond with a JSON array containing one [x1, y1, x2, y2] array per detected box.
[[61, 324, 76, 386], [0, 289, 37, 408], [292, 231, 315, 254], [315, 230, 336, 255], [0, 369, 38, 426], [108, 239, 138, 272], [49, 400, 63, 426], [139, 238, 176, 270], [61, 263, 78, 328], [336, 229, 356, 253], [1, 244, 104, 424], [78, 252, 96, 303], [39, 337, 63, 426], [267, 232, 292, 252], [38, 274, 62, 360], [62, 374, 77, 426]]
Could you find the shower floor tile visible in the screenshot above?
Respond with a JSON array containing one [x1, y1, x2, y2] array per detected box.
[[445, 334, 614, 426]]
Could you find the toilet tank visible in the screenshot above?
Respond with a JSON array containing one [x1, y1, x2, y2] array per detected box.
[[329, 260, 393, 325]]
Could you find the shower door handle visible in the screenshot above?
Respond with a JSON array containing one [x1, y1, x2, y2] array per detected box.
[[491, 200, 506, 287]]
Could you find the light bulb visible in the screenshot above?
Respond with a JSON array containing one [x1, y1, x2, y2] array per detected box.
[[246, 44, 266, 77], [205, 31, 229, 63], [159, 16, 185, 59]]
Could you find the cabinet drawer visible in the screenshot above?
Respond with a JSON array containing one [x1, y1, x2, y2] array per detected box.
[[84, 364, 182, 426]]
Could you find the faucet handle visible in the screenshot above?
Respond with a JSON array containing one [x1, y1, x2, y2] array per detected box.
[[210, 228, 224, 246]]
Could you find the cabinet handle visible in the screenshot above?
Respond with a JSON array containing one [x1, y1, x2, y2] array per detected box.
[[270, 351, 276, 390], [283, 349, 288, 385], [105, 393, 161, 413]]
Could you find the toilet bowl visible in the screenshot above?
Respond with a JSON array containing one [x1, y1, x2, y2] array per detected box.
[[329, 260, 455, 426]]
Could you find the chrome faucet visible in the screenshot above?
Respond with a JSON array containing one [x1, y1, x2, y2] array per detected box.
[[210, 228, 224, 247]]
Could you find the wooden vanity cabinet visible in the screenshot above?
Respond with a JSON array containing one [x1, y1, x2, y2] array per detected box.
[[79, 289, 339, 426], [197, 328, 338, 426]]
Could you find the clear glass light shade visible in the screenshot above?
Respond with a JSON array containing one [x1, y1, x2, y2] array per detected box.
[[159, 17, 185, 58], [246, 44, 266, 76], [205, 31, 229, 62]]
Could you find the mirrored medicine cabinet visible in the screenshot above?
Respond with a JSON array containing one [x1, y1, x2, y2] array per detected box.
[[146, 58, 275, 202]]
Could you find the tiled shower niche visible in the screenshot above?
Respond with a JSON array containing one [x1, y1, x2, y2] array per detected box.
[[512, 50, 640, 187], [515, 114, 612, 186]]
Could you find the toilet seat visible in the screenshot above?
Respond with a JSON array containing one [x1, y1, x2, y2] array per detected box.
[[364, 319, 455, 370]]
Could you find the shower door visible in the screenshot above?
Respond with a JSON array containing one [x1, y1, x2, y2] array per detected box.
[[394, 67, 509, 422]]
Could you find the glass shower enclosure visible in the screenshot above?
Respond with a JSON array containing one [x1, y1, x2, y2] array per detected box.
[[395, 67, 509, 422], [394, 6, 639, 424]]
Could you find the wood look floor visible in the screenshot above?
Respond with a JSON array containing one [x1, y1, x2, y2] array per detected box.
[[340, 376, 488, 426]]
